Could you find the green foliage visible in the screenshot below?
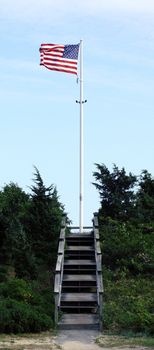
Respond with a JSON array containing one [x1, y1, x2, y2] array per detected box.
[[26, 167, 63, 268], [103, 269, 154, 334], [0, 183, 30, 266], [0, 265, 8, 282], [0, 167, 65, 279], [136, 170, 154, 223], [99, 218, 154, 274], [93, 163, 154, 335], [0, 278, 54, 333], [0, 298, 53, 333], [0, 278, 32, 302], [93, 163, 137, 221], [0, 183, 30, 220], [93, 163, 154, 227], [0, 167, 66, 333]]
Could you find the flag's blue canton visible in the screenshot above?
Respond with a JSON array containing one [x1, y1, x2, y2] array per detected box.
[[63, 44, 79, 60]]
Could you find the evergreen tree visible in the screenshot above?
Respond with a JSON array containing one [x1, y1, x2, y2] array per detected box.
[[0, 183, 30, 265], [136, 170, 154, 223], [27, 167, 64, 268], [0, 183, 33, 279], [93, 163, 137, 221]]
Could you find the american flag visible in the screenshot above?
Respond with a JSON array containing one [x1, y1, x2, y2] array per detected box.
[[39, 43, 80, 75]]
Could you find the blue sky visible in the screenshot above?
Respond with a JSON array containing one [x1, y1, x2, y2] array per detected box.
[[1, 0, 154, 225]]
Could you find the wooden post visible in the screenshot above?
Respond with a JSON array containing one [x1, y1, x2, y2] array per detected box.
[[54, 214, 66, 326], [99, 292, 103, 331], [54, 293, 59, 324], [93, 212, 103, 332]]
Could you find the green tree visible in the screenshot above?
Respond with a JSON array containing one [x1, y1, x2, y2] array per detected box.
[[136, 170, 154, 223], [0, 183, 36, 279], [0, 183, 30, 265], [99, 218, 153, 273], [27, 167, 64, 268], [93, 163, 137, 221]]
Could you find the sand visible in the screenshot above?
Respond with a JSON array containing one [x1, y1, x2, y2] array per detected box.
[[0, 330, 153, 350]]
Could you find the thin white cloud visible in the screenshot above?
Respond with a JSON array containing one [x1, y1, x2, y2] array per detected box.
[[1, 0, 154, 22]]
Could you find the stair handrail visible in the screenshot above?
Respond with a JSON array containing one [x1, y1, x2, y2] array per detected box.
[[54, 213, 66, 325], [93, 212, 103, 331]]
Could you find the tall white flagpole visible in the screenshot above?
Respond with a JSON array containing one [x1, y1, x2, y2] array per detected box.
[[79, 39, 84, 233], [76, 40, 86, 233]]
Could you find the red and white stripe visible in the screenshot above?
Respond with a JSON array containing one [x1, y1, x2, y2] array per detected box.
[[40, 44, 78, 75]]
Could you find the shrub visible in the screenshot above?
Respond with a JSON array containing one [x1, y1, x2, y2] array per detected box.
[[0, 298, 53, 333], [103, 269, 154, 335], [0, 278, 33, 302], [100, 218, 153, 275], [0, 278, 54, 333]]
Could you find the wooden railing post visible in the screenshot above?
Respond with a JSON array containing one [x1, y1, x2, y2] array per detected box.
[[54, 290, 59, 324], [61, 213, 66, 228], [93, 212, 103, 331], [93, 212, 99, 228], [54, 213, 66, 326]]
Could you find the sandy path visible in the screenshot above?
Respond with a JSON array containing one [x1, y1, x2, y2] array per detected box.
[[0, 330, 153, 350], [57, 330, 101, 350], [56, 330, 153, 350], [60, 340, 100, 350], [0, 330, 100, 350]]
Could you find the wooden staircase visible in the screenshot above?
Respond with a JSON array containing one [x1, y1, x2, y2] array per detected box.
[[54, 214, 103, 330]]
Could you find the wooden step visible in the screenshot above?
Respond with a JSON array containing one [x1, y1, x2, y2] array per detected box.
[[60, 313, 98, 324], [66, 246, 94, 251], [66, 237, 94, 241], [66, 243, 94, 247], [64, 270, 95, 274], [63, 270, 96, 275], [62, 286, 97, 292], [61, 292, 97, 302], [66, 234, 94, 241], [62, 280, 96, 287], [65, 253, 95, 259], [66, 242, 93, 245], [64, 259, 96, 265], [59, 313, 99, 330], [62, 285, 97, 289], [64, 265, 96, 275], [60, 306, 97, 313], [63, 274, 96, 282], [68, 234, 93, 238]]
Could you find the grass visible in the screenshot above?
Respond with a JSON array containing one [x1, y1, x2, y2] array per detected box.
[[96, 332, 154, 348]]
